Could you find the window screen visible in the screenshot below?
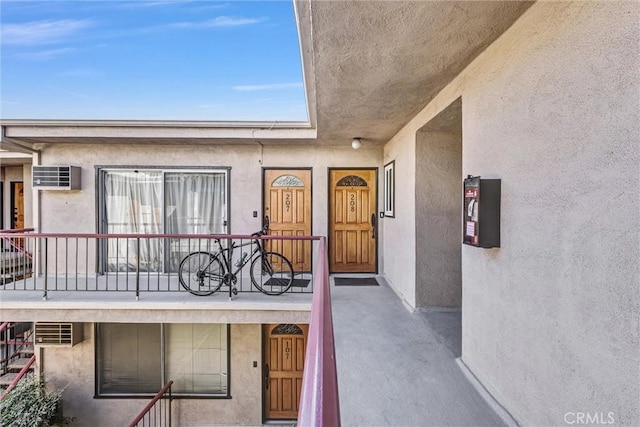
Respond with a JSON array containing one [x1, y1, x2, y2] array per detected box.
[[97, 323, 229, 396], [164, 324, 228, 394], [97, 323, 161, 394]]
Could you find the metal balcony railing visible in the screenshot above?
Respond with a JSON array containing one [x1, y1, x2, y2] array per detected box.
[[129, 381, 173, 427], [0, 229, 34, 286], [0, 355, 36, 401], [0, 232, 320, 300], [298, 237, 341, 426], [0, 234, 340, 423], [0, 322, 33, 376]]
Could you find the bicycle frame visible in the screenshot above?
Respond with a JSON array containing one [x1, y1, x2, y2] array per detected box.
[[178, 219, 294, 296], [215, 236, 264, 280]]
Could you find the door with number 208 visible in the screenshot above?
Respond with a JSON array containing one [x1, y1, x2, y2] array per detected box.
[[329, 169, 377, 273]]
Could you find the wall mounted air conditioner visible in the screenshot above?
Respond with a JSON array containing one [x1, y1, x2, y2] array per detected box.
[[34, 322, 84, 347], [32, 166, 81, 190]]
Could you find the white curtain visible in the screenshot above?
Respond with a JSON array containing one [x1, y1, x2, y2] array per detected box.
[[104, 170, 226, 272], [105, 171, 163, 272], [165, 172, 226, 271]]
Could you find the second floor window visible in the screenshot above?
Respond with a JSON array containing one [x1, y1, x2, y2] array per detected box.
[[99, 168, 229, 272]]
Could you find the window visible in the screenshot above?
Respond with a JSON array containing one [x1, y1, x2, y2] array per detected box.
[[383, 161, 395, 217], [0, 181, 3, 229], [97, 324, 161, 394], [165, 324, 228, 394], [98, 168, 229, 272], [97, 323, 229, 397]]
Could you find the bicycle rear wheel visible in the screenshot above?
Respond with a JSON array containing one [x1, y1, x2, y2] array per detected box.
[[178, 251, 224, 296], [250, 252, 294, 295]]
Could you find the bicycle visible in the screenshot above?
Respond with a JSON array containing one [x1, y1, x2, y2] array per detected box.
[[178, 220, 294, 296]]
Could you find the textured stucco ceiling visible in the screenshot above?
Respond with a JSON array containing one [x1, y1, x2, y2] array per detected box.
[[0, 1, 533, 148], [300, 0, 533, 145]]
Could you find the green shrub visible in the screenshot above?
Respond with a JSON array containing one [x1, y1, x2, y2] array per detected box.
[[0, 375, 72, 427]]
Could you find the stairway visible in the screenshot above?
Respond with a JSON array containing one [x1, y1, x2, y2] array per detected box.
[[0, 323, 35, 396]]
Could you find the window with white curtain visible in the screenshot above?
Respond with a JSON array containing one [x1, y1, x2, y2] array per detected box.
[[97, 323, 229, 396], [100, 168, 228, 272]]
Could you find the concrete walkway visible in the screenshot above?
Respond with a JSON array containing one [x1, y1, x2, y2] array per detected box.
[[331, 277, 506, 427]]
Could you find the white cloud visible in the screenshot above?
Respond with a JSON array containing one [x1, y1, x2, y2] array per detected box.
[[14, 48, 76, 61], [166, 16, 268, 30], [112, 0, 196, 9], [1, 19, 95, 46], [189, 3, 231, 12], [232, 82, 303, 92]]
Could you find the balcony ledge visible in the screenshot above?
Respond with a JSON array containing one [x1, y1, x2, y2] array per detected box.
[[0, 290, 311, 324]]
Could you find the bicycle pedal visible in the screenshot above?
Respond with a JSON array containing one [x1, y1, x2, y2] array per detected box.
[[232, 288, 238, 295]]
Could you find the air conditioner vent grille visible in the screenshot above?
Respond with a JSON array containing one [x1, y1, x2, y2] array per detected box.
[[34, 322, 82, 346], [32, 166, 81, 190]]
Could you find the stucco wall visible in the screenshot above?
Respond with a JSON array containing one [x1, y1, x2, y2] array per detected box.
[[381, 127, 417, 307], [39, 144, 381, 236], [36, 144, 382, 272], [415, 129, 462, 308], [22, 164, 33, 229], [383, 2, 639, 425], [42, 323, 264, 426]]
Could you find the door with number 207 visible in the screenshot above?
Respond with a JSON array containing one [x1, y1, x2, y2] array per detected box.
[[263, 169, 312, 272]]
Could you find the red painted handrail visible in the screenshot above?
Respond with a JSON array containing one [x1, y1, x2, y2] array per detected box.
[[1, 228, 34, 260], [298, 237, 341, 426], [0, 228, 34, 234], [0, 354, 36, 400], [0, 231, 321, 240], [0, 322, 9, 333], [129, 380, 173, 427]]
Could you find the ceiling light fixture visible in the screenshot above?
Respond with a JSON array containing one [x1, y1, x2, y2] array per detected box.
[[351, 137, 362, 150]]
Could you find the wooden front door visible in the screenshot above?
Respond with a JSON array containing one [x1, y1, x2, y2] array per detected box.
[[11, 182, 25, 248], [264, 323, 308, 420], [264, 169, 312, 272], [11, 182, 24, 230], [329, 169, 377, 273]]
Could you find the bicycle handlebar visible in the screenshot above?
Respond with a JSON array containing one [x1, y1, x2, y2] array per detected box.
[[213, 218, 269, 243], [252, 217, 270, 237]]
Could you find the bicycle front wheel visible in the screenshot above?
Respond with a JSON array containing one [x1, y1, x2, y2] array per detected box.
[[250, 252, 294, 295], [178, 252, 224, 296]]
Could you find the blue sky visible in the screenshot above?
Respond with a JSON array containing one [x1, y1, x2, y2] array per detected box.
[[0, 0, 308, 121]]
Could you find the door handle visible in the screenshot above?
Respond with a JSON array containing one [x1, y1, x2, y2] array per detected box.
[[371, 213, 377, 239], [265, 363, 269, 389]]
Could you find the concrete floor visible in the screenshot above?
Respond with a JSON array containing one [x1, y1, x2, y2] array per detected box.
[[331, 277, 506, 427]]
